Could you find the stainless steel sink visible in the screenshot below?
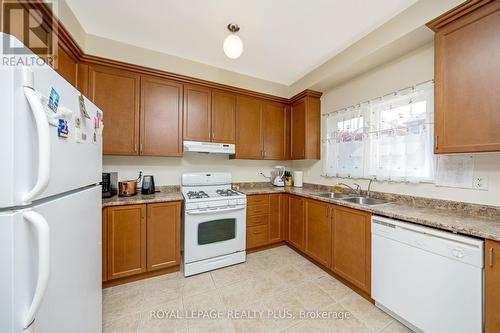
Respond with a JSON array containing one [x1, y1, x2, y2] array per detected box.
[[340, 197, 391, 206], [316, 192, 350, 199]]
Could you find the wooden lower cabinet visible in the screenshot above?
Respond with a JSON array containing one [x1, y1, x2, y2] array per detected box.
[[305, 199, 331, 267], [147, 202, 181, 271], [331, 206, 371, 294], [246, 194, 284, 249], [107, 205, 147, 280], [102, 208, 108, 282], [105, 201, 181, 282], [288, 196, 305, 251], [485, 239, 500, 332]]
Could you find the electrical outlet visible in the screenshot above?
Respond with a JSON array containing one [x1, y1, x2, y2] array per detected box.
[[473, 176, 489, 190]]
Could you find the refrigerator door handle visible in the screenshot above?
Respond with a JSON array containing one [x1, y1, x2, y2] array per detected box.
[[22, 210, 50, 330], [22, 67, 51, 204]]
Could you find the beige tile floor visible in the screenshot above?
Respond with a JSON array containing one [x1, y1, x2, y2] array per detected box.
[[103, 245, 413, 333]]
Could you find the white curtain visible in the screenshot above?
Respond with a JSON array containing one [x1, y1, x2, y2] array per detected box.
[[323, 81, 434, 183]]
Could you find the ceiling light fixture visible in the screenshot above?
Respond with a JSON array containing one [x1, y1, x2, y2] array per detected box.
[[223, 23, 243, 59]]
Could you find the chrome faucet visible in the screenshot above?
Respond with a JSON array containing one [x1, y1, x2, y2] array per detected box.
[[337, 182, 362, 196], [366, 179, 374, 198]]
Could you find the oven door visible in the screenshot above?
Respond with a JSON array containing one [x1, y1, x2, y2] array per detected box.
[[184, 206, 246, 263]]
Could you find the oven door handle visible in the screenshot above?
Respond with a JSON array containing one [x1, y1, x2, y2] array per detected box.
[[186, 206, 245, 215]]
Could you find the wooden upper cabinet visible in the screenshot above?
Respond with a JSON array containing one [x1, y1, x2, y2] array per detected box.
[[55, 45, 77, 87], [485, 239, 500, 332], [263, 102, 288, 160], [89, 65, 140, 155], [288, 196, 305, 251], [291, 99, 306, 159], [212, 90, 236, 143], [331, 206, 371, 294], [291, 96, 320, 160], [429, 1, 500, 153], [147, 202, 181, 271], [140, 76, 183, 156], [76, 63, 89, 97], [305, 199, 332, 267], [183, 84, 212, 142], [106, 204, 146, 280], [235, 96, 263, 159]]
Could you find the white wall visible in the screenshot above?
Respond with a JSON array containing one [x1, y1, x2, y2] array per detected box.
[[103, 154, 290, 185], [292, 42, 500, 206]]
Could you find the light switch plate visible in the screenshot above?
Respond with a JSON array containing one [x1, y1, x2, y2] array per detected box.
[[473, 176, 489, 190]]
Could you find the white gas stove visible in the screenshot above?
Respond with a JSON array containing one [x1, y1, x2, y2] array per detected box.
[[181, 172, 247, 276]]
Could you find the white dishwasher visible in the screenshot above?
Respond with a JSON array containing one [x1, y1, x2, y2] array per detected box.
[[371, 215, 484, 333]]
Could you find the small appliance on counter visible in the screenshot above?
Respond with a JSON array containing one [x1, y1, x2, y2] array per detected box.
[[271, 166, 285, 187], [284, 171, 293, 187], [101, 172, 118, 198], [141, 175, 156, 195], [118, 171, 142, 197], [293, 171, 303, 187]]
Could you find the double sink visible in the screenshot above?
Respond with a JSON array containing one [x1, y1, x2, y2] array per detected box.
[[315, 192, 391, 206]]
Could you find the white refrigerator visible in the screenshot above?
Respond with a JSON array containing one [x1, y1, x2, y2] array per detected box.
[[0, 33, 103, 333]]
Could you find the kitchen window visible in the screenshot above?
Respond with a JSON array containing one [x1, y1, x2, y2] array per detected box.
[[323, 81, 434, 183]]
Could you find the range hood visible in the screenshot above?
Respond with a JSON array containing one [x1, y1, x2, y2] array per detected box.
[[183, 141, 235, 154]]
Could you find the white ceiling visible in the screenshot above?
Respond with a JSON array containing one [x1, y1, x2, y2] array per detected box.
[[65, 0, 417, 85]]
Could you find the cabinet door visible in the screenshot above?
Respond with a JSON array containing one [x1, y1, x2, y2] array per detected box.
[[290, 99, 306, 159], [235, 96, 263, 159], [212, 90, 236, 143], [183, 84, 212, 142], [102, 208, 107, 282], [140, 76, 183, 156], [147, 202, 181, 271], [281, 194, 289, 242], [305, 199, 331, 267], [269, 194, 282, 243], [434, 2, 500, 153], [262, 102, 287, 160], [107, 205, 146, 280], [55, 45, 77, 87], [247, 225, 269, 249], [331, 206, 371, 294], [485, 239, 500, 332], [288, 196, 305, 250], [89, 65, 140, 155]]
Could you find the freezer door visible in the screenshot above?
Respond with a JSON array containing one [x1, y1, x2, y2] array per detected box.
[[0, 33, 102, 208], [0, 186, 102, 333]]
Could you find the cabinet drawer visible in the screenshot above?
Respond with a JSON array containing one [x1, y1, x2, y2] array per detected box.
[[247, 204, 269, 216], [247, 214, 269, 227], [247, 225, 269, 249], [248, 195, 269, 206]]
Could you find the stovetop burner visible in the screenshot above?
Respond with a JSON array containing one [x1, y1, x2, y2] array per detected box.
[[186, 191, 209, 199], [216, 189, 240, 197]]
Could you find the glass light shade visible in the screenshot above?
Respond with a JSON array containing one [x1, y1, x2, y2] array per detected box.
[[223, 34, 243, 59]]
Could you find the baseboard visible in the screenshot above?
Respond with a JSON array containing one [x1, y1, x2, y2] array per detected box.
[[247, 241, 286, 254], [103, 265, 180, 288]]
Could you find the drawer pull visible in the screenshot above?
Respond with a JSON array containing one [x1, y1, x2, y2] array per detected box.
[[489, 247, 494, 267]]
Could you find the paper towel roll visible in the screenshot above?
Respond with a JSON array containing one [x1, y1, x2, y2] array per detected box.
[[293, 171, 303, 188]]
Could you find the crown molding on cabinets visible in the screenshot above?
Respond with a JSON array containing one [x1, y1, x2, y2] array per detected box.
[[426, 0, 494, 31]]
